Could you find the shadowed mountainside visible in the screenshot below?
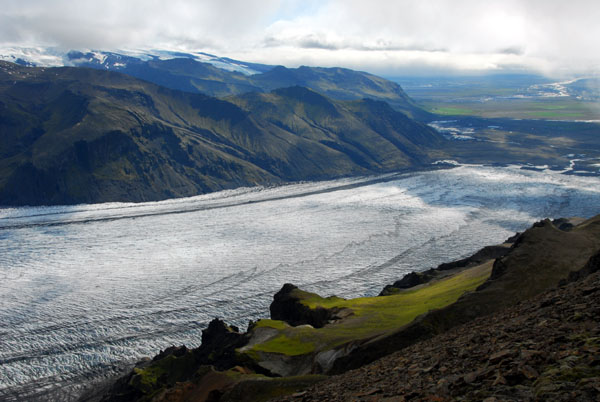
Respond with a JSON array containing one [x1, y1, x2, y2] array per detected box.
[[64, 51, 427, 119], [0, 61, 443, 206]]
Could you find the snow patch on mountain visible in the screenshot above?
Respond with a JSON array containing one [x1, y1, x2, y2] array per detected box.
[[0, 47, 267, 75], [0, 46, 65, 67]]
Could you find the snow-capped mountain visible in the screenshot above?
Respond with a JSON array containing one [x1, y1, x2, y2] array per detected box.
[[0, 46, 272, 75], [0, 45, 423, 117]]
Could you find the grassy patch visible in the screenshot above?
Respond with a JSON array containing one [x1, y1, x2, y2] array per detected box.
[[245, 263, 492, 357], [252, 319, 290, 330], [422, 98, 598, 120], [131, 365, 168, 394], [250, 332, 316, 356], [427, 106, 476, 116], [128, 352, 198, 396], [301, 262, 491, 314]]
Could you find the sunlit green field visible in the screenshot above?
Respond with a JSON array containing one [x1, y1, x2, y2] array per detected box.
[[243, 262, 493, 358], [421, 98, 599, 120], [392, 74, 600, 120]]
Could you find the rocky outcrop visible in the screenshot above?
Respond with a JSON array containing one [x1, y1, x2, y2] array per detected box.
[[332, 214, 600, 373], [270, 284, 348, 328], [195, 319, 249, 370], [436, 243, 513, 271], [380, 242, 513, 295], [562, 248, 600, 284], [384, 271, 427, 290], [552, 217, 586, 231], [101, 319, 251, 401], [275, 261, 600, 401]]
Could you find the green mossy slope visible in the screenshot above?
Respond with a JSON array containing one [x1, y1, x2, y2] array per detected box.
[[242, 262, 492, 360]]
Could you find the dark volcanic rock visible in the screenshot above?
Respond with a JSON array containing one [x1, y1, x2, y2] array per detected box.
[[562, 248, 600, 284], [391, 271, 426, 288], [436, 244, 511, 271], [380, 243, 512, 295], [195, 318, 248, 370], [489, 257, 509, 281], [270, 284, 336, 328], [101, 319, 251, 401], [551, 217, 585, 231], [379, 271, 432, 295], [153, 345, 188, 361]]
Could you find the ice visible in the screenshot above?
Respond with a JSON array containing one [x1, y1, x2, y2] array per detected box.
[[0, 165, 599, 400], [0, 47, 263, 75]]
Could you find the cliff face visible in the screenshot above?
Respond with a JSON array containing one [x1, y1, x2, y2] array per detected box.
[[98, 215, 600, 402]]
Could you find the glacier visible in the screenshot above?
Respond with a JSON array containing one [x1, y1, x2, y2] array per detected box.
[[1, 164, 600, 400]]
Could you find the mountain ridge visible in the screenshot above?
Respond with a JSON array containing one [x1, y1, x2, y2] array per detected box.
[[0, 61, 442, 206], [0, 47, 428, 118]]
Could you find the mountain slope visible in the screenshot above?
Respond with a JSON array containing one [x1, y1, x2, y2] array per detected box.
[[0, 61, 442, 206], [1, 48, 427, 118], [328, 215, 600, 373], [276, 251, 600, 402], [231, 86, 439, 170], [69, 52, 266, 98], [249, 66, 427, 119], [96, 58, 427, 118]]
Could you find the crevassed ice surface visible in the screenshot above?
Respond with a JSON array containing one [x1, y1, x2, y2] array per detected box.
[[1, 164, 600, 400]]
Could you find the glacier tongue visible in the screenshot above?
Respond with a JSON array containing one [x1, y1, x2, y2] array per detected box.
[[1, 164, 600, 400]]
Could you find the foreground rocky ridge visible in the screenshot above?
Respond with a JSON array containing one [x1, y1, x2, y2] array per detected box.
[[96, 215, 600, 401], [276, 251, 600, 401]]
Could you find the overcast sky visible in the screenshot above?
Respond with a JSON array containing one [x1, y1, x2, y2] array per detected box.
[[1, 0, 599, 77]]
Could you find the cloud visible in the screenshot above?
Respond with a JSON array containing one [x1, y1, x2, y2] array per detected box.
[[0, 0, 281, 50], [253, 0, 600, 76], [1, 0, 599, 77]]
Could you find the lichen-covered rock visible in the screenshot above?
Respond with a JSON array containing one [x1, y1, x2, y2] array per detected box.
[[196, 318, 248, 370], [101, 319, 251, 401], [270, 284, 338, 328]]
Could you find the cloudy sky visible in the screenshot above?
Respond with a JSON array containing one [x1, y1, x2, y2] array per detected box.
[[1, 0, 599, 77]]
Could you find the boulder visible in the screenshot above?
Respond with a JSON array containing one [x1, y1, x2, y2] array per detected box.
[[379, 271, 432, 295], [270, 284, 340, 328], [195, 318, 248, 370]]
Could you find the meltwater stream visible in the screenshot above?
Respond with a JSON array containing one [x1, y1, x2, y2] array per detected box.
[[1, 164, 600, 400]]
